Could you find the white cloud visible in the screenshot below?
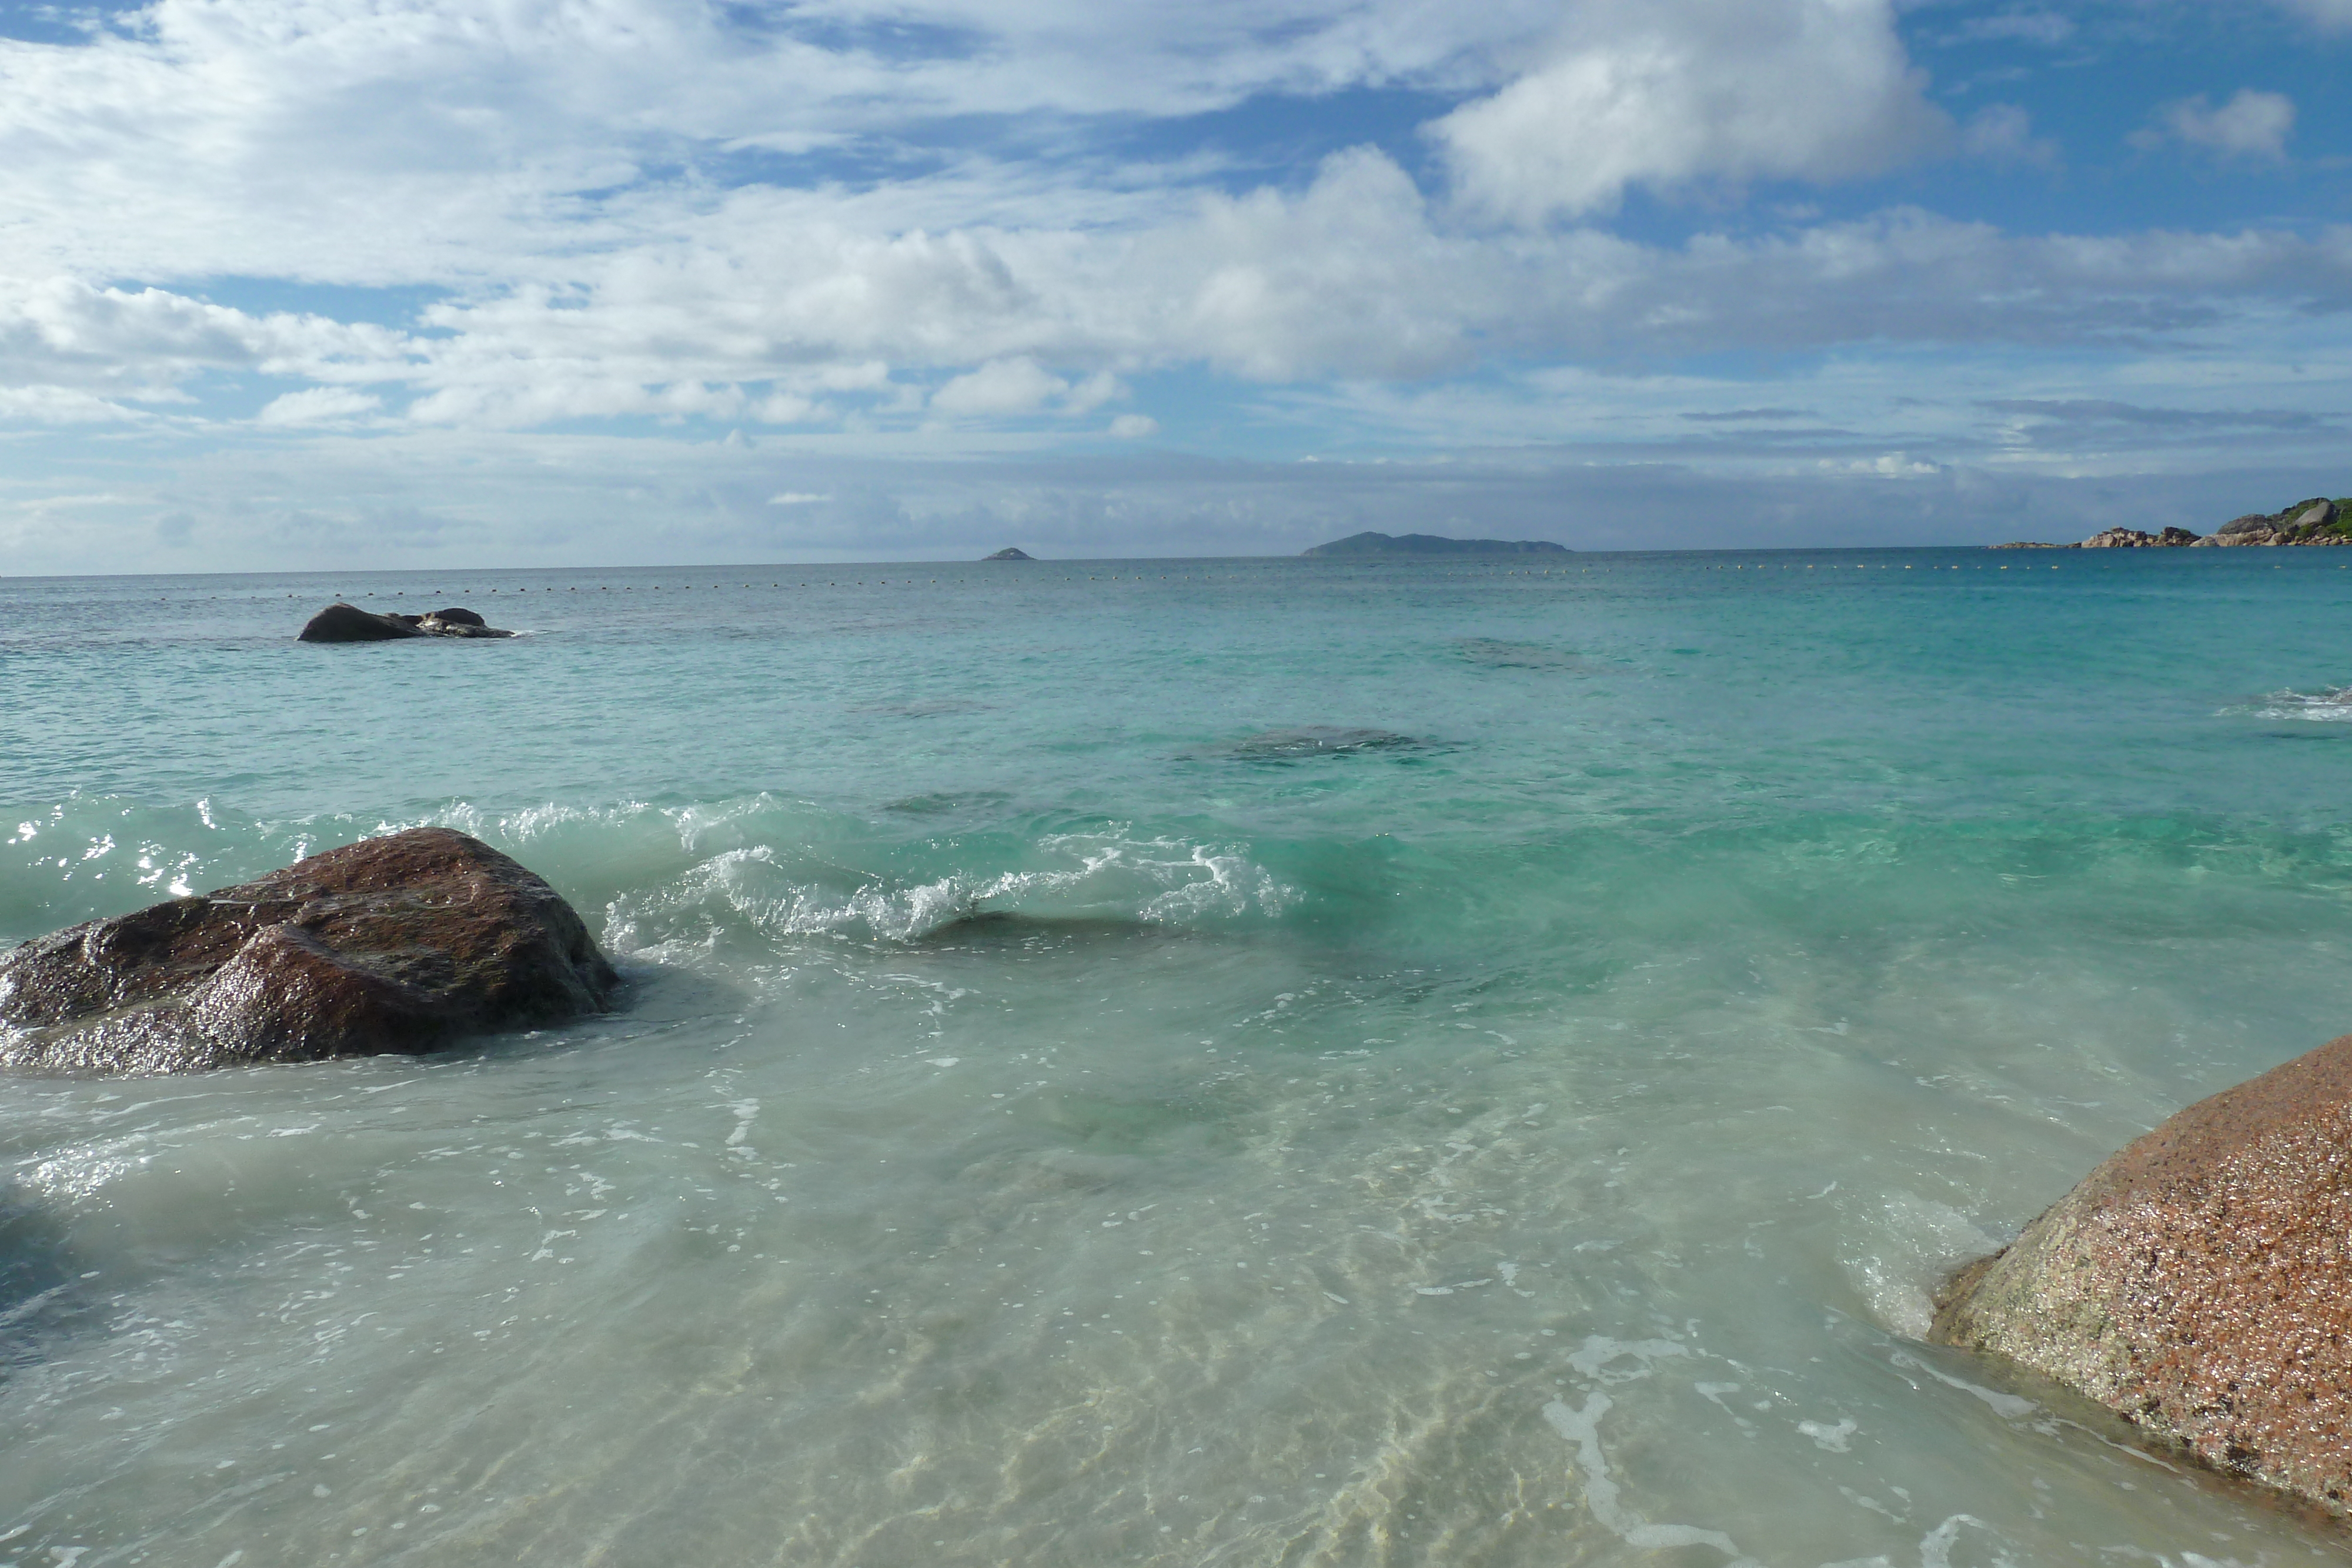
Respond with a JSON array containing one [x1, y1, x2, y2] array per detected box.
[[1429, 0, 1946, 224], [0, 0, 1556, 285], [9, 180, 2351, 439], [0, 385, 147, 423], [930, 357, 1068, 416], [1820, 451, 1942, 477], [2134, 90, 2296, 161], [256, 386, 382, 425], [1940, 11, 2074, 46], [1961, 104, 2057, 166], [0, 0, 2341, 567]]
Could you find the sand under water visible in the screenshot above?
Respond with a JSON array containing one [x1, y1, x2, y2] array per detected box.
[[4, 550, 2351, 1565]]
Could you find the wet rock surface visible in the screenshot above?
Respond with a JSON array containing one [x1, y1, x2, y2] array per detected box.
[[0, 828, 619, 1076], [1931, 1034, 2352, 1512], [298, 603, 513, 641]]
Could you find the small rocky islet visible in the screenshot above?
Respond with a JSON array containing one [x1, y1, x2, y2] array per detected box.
[[298, 603, 514, 640], [1995, 496, 2352, 550]]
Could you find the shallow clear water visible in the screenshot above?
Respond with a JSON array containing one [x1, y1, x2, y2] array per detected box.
[[4, 551, 2352, 1566]]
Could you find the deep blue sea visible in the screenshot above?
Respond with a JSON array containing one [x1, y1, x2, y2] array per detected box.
[[5, 550, 2352, 1566]]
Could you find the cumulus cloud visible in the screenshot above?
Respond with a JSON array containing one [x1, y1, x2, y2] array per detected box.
[[932, 357, 1068, 416], [0, 0, 2346, 574], [256, 386, 382, 425], [1429, 0, 1946, 224], [0, 0, 1555, 285], [0, 384, 148, 423], [9, 178, 2352, 442], [2133, 90, 2296, 161]]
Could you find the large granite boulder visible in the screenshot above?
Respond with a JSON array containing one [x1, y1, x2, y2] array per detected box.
[[2197, 514, 2286, 547], [299, 603, 512, 641], [2188, 500, 2347, 547], [0, 829, 618, 1075], [1931, 1035, 2352, 1512]]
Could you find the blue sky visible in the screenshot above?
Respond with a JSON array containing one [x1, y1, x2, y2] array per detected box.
[[1, 0, 2348, 568]]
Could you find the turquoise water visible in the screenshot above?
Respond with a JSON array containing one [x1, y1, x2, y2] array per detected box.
[[4, 551, 2352, 1566]]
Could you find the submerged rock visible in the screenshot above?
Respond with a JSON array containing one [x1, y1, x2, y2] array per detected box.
[[0, 828, 619, 1076], [1211, 727, 1424, 759], [298, 603, 513, 641], [1930, 1034, 2352, 1512], [1455, 638, 1586, 670]]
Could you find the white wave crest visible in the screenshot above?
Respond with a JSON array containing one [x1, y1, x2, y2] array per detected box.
[[603, 829, 1295, 955], [2227, 687, 2352, 721]]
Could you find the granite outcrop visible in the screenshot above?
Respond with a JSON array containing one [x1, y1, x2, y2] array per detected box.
[[1931, 1034, 2352, 1513], [1992, 497, 2348, 550], [0, 828, 619, 1075], [299, 603, 514, 641]]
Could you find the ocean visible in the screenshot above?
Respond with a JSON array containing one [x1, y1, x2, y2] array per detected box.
[[4, 550, 2350, 1566]]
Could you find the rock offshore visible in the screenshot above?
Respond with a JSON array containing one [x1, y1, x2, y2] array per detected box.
[[299, 603, 514, 641], [0, 828, 619, 1075], [1931, 1035, 2352, 1512]]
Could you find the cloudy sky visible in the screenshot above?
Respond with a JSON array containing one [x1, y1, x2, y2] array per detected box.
[[2, 0, 2348, 568]]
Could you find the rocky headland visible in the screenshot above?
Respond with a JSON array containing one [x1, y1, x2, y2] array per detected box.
[[1304, 531, 1571, 557], [1993, 497, 2350, 550], [1931, 1035, 2352, 1514], [0, 828, 618, 1075], [299, 603, 514, 640]]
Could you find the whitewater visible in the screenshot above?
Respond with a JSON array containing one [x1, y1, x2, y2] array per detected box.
[[4, 550, 2350, 1565]]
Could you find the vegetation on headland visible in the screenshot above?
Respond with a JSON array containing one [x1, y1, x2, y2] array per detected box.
[[1992, 497, 2352, 549]]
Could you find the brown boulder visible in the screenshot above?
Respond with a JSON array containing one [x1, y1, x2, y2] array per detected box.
[[0, 828, 619, 1076], [1931, 1035, 2352, 1511]]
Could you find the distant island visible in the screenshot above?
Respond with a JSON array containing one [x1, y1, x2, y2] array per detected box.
[[1304, 531, 1570, 557], [983, 547, 1035, 560]]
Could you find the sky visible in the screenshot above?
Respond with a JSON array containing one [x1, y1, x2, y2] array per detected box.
[[2, 0, 2349, 569]]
